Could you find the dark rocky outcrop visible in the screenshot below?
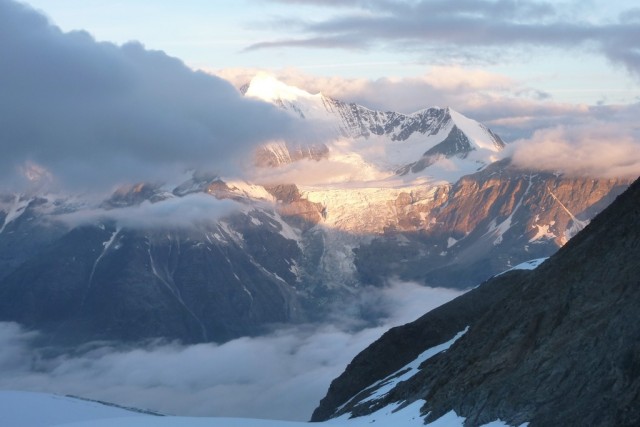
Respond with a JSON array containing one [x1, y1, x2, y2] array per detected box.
[[311, 271, 529, 422], [265, 184, 325, 230], [398, 125, 475, 175], [0, 196, 67, 281], [101, 183, 168, 208], [314, 176, 640, 426]]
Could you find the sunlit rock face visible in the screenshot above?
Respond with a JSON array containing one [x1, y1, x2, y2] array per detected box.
[[352, 161, 629, 288]]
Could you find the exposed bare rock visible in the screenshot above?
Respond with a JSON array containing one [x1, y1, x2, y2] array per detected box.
[[265, 184, 325, 230], [101, 183, 169, 208], [311, 271, 524, 422], [314, 176, 640, 427], [354, 160, 631, 287]]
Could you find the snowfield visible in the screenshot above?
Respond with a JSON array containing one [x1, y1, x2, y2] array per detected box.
[[0, 391, 527, 427]]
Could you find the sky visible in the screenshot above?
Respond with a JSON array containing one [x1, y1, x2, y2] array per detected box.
[[1, 0, 639, 191], [19, 0, 640, 106], [1, 1, 639, 421]]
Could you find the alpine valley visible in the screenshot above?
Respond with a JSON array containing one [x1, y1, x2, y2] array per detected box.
[[3, 176, 639, 427], [0, 75, 631, 346]]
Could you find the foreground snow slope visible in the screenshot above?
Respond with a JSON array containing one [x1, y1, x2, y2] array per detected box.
[[0, 391, 423, 427], [0, 388, 523, 427], [0, 391, 147, 427]]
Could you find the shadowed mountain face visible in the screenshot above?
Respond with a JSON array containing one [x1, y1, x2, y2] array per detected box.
[[0, 181, 307, 345], [313, 176, 640, 426], [0, 222, 305, 345]]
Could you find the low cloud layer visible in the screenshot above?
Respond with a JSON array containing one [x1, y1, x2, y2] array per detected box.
[[510, 121, 640, 178], [250, 156, 388, 186], [0, 0, 304, 192], [0, 283, 462, 421], [57, 193, 242, 229]]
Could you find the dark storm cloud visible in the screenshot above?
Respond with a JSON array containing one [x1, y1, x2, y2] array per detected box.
[[248, 0, 640, 77], [0, 0, 304, 191]]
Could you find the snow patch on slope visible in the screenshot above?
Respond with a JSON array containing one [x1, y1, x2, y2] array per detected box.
[[425, 410, 529, 427], [0, 196, 31, 234], [225, 180, 275, 202], [336, 327, 469, 414], [496, 258, 548, 277], [0, 391, 147, 427], [529, 219, 557, 243], [0, 390, 529, 427]]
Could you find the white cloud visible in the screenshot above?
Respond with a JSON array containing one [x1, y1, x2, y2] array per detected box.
[[249, 155, 388, 186], [0, 283, 462, 421], [57, 193, 242, 229], [0, 1, 306, 192], [509, 121, 640, 178]]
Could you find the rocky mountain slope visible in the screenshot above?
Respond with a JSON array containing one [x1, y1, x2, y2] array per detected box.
[[352, 160, 629, 287], [0, 182, 307, 345], [247, 76, 631, 288], [313, 176, 640, 426]]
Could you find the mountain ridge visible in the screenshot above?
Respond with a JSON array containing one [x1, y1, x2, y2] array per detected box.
[[313, 175, 640, 426], [245, 74, 504, 180], [0, 77, 632, 346]]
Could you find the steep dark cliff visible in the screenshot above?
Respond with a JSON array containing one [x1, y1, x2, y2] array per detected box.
[[315, 176, 640, 426]]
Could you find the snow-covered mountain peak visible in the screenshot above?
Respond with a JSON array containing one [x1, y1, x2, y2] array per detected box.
[[448, 108, 505, 152], [244, 74, 332, 123], [242, 75, 506, 183], [244, 73, 322, 104]]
